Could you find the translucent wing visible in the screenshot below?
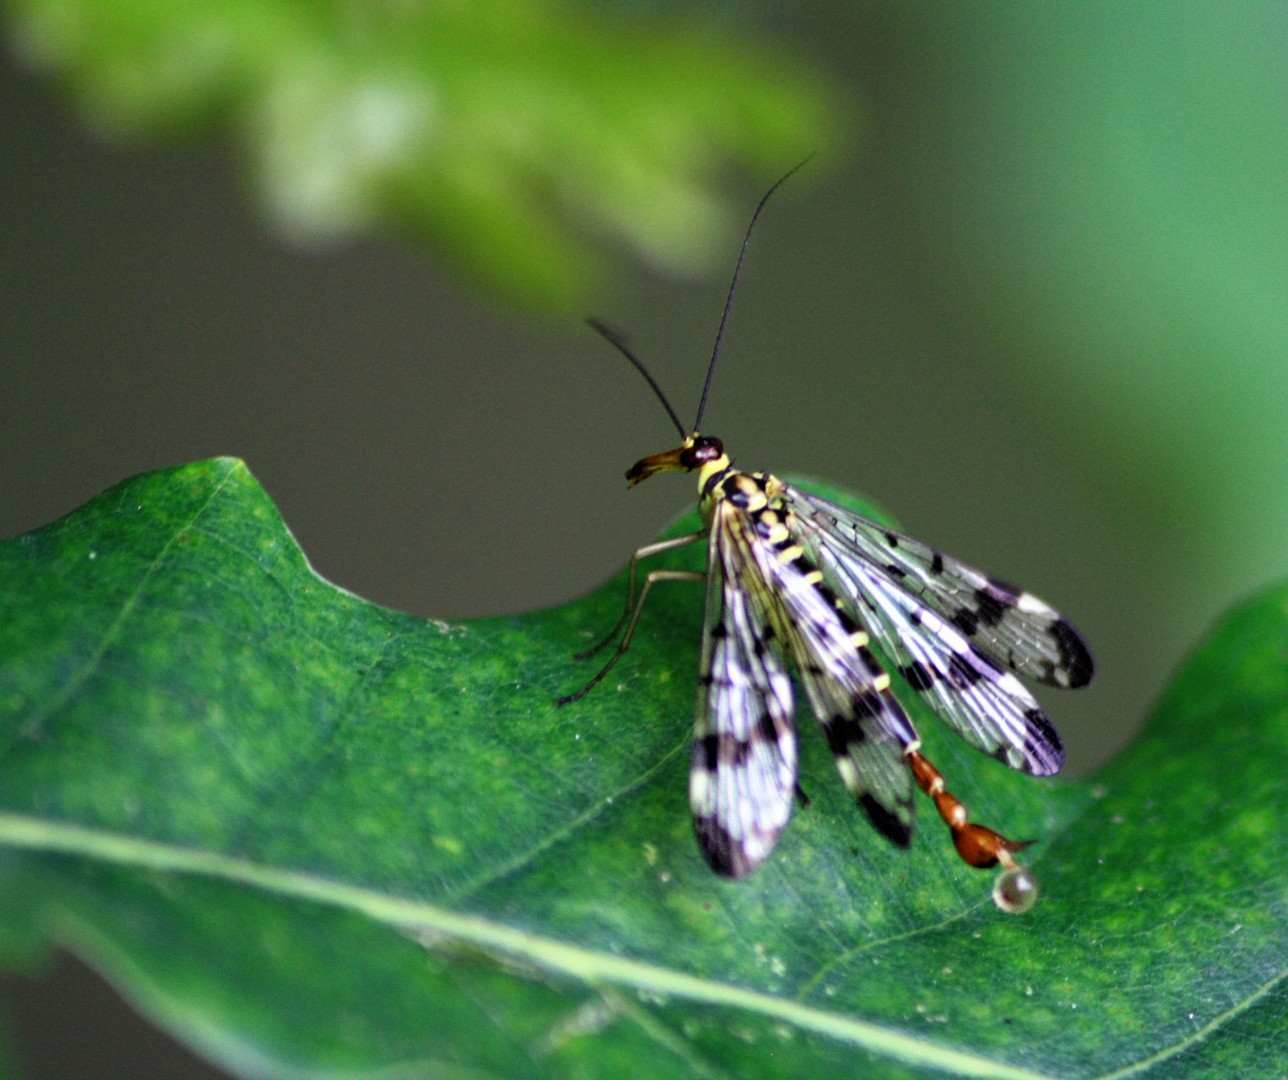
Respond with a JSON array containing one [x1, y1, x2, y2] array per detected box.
[[690, 514, 798, 878], [720, 502, 918, 846], [786, 486, 1094, 690], [806, 526, 1063, 775], [783, 485, 1090, 775]]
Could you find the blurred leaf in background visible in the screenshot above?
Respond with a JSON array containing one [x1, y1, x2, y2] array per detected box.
[[827, 3, 1288, 691], [3, 0, 839, 308]]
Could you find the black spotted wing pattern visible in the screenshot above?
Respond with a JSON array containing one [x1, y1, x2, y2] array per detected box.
[[783, 484, 1092, 775], [690, 508, 798, 877], [716, 500, 918, 852], [789, 488, 1094, 690]]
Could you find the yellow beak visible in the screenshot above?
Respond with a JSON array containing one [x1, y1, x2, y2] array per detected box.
[[625, 445, 689, 486]]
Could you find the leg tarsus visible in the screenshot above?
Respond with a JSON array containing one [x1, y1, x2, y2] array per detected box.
[[557, 566, 703, 706], [571, 532, 707, 662]]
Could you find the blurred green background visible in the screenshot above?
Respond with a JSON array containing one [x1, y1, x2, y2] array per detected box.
[[3, 2, 1287, 1076]]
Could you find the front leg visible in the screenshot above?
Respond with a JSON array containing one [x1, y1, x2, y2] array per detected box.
[[573, 532, 708, 661], [557, 529, 707, 706]]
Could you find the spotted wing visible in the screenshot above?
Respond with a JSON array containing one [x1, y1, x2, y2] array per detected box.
[[787, 487, 1094, 691], [784, 485, 1090, 776], [721, 502, 919, 847], [690, 514, 798, 877]]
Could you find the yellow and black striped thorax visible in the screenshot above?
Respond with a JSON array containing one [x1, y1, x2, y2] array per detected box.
[[696, 452, 880, 653], [627, 432, 829, 590], [699, 460, 786, 534]]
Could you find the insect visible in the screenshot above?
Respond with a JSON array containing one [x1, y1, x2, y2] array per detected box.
[[557, 167, 1094, 913]]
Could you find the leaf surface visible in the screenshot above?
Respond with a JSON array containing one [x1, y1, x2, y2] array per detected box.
[[0, 458, 1284, 1078]]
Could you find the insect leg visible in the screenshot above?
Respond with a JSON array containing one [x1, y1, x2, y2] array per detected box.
[[573, 531, 707, 660], [557, 566, 704, 706]]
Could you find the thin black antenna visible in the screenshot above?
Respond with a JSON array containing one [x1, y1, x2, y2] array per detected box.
[[586, 317, 687, 440], [692, 155, 813, 434]]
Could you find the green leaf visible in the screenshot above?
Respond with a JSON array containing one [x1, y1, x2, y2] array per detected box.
[[1, 458, 1285, 1078], [3, 0, 838, 309]]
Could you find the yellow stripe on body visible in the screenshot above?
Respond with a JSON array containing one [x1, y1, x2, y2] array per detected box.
[[697, 455, 731, 493]]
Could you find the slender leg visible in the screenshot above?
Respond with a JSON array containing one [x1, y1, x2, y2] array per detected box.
[[574, 532, 708, 660], [557, 566, 704, 706]]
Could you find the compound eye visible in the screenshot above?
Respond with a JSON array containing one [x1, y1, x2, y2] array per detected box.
[[683, 436, 724, 468]]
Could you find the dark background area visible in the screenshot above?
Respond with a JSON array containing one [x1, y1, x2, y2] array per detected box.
[[5, 6, 1286, 1075]]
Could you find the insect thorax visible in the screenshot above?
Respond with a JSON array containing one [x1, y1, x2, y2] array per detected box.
[[699, 460, 791, 532]]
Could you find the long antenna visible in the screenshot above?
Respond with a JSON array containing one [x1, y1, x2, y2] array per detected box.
[[586, 317, 687, 440], [692, 155, 813, 434]]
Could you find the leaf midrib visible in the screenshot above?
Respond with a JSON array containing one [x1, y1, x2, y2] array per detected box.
[[0, 807, 1246, 1080]]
